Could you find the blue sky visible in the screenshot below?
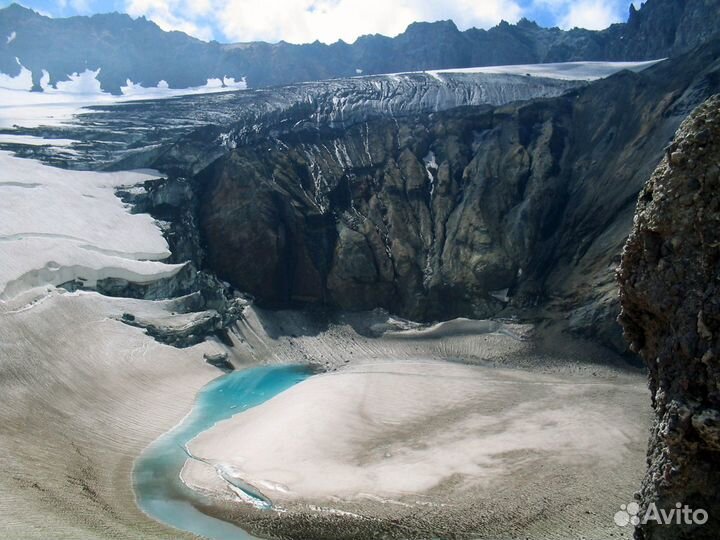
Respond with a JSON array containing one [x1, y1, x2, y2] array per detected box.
[[2, 0, 643, 44]]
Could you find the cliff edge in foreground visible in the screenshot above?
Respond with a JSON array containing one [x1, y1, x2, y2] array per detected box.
[[619, 94, 720, 539]]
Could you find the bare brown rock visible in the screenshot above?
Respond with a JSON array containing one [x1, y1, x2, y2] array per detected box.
[[618, 94, 720, 539]]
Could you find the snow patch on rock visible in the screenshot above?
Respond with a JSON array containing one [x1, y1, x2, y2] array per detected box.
[[0, 58, 31, 91], [0, 61, 247, 129]]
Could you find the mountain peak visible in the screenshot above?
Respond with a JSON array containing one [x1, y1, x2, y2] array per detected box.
[[1, 3, 39, 16], [403, 20, 460, 34], [517, 17, 540, 29]]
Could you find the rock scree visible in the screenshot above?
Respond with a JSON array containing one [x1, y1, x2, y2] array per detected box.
[[618, 94, 720, 540]]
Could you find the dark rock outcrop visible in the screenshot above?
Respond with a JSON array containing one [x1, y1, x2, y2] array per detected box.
[[605, 0, 720, 60], [193, 41, 720, 350], [203, 351, 234, 372], [618, 95, 720, 539], [72, 170, 248, 347], [1, 0, 718, 93]]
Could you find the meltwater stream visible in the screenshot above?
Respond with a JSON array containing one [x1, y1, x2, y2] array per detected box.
[[133, 365, 313, 539]]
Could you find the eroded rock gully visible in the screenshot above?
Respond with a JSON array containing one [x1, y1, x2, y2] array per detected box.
[[195, 41, 720, 352]]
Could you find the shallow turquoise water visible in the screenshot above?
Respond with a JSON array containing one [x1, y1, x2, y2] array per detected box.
[[133, 365, 313, 540]]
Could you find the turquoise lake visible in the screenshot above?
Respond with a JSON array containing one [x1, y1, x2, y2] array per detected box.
[[133, 365, 313, 540]]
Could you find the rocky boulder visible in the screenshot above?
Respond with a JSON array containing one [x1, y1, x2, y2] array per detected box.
[[618, 94, 720, 539]]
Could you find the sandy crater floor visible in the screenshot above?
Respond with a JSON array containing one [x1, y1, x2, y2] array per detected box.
[[184, 357, 650, 540]]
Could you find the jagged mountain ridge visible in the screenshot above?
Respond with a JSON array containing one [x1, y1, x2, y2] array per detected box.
[[0, 0, 718, 93]]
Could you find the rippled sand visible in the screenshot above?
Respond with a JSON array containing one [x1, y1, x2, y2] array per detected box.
[[183, 354, 649, 540], [0, 292, 651, 540]]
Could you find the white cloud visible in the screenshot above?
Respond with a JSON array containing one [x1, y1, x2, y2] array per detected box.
[[125, 0, 522, 44], [121, 0, 633, 44], [185, 0, 212, 16], [69, 0, 93, 13], [223, 0, 524, 43], [125, 0, 215, 40], [57, 0, 94, 13], [560, 0, 622, 30], [534, 0, 627, 30]]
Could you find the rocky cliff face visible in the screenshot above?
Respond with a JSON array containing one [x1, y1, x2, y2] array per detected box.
[[1, 0, 718, 93], [6, 40, 718, 353], [6, 40, 720, 356], [193, 41, 720, 351], [618, 95, 720, 539], [604, 0, 720, 60]]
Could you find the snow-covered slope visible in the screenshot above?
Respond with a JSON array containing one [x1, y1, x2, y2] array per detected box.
[[0, 60, 665, 172], [0, 62, 246, 129], [0, 134, 238, 538], [423, 59, 665, 80], [0, 150, 183, 300]]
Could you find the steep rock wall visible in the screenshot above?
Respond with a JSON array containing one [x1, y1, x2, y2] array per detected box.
[[196, 42, 720, 351], [618, 95, 720, 539]]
